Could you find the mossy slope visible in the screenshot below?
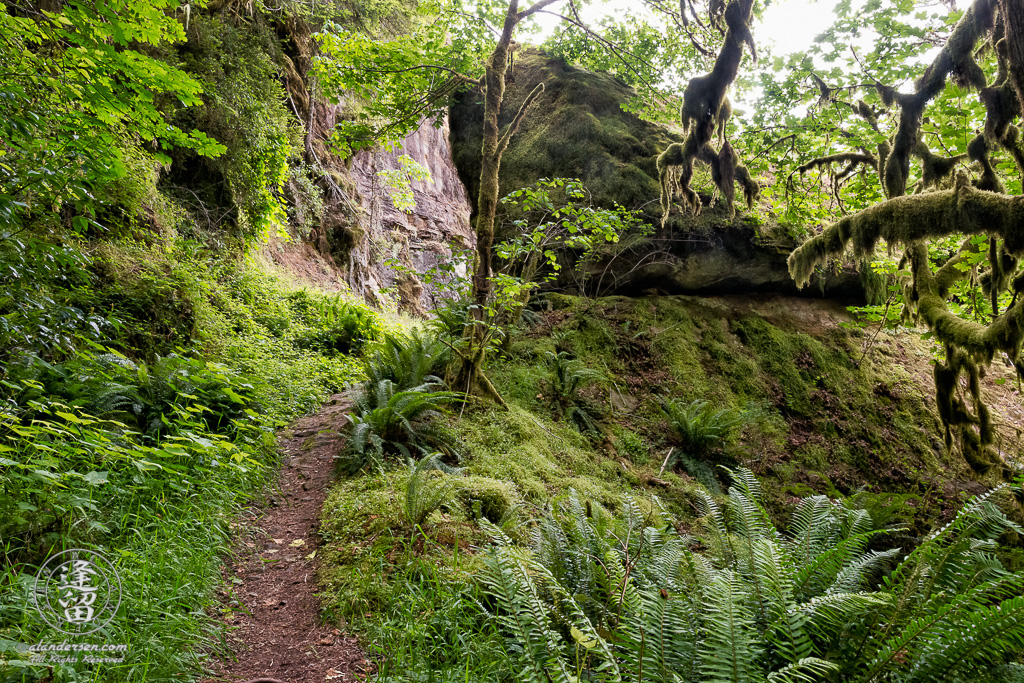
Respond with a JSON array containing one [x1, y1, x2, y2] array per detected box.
[[485, 293, 1020, 530], [319, 294, 1024, 624]]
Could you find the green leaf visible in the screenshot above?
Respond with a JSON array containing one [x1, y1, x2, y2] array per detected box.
[[82, 471, 109, 486]]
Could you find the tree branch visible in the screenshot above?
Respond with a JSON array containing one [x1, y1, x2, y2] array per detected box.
[[518, 0, 563, 20], [537, 6, 667, 100], [498, 82, 545, 155], [788, 177, 1024, 289]]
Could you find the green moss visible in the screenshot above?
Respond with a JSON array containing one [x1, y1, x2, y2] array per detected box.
[[319, 470, 488, 619], [487, 295, 988, 511], [450, 475, 521, 523], [449, 47, 678, 234], [731, 317, 820, 416], [320, 293, 1018, 634], [457, 406, 627, 506], [613, 427, 654, 466]]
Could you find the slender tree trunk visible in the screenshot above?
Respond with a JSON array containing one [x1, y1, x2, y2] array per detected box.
[[455, 3, 518, 404], [456, 0, 556, 402]]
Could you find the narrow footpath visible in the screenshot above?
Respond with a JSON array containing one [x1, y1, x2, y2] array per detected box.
[[205, 394, 372, 683]]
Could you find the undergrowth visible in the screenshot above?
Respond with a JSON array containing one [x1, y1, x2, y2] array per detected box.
[[320, 293, 1024, 680], [0, 233, 375, 681]]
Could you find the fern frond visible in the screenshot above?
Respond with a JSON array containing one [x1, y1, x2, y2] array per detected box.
[[698, 570, 762, 683], [827, 548, 902, 595], [696, 488, 734, 565], [766, 657, 839, 683], [792, 531, 894, 596], [403, 452, 460, 527], [476, 547, 575, 683], [905, 595, 1024, 682]]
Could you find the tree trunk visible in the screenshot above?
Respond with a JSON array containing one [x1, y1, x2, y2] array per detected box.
[[1002, 0, 1024, 112], [456, 0, 556, 403], [455, 3, 518, 403]]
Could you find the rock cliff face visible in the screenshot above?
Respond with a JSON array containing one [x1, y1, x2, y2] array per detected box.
[[275, 17, 474, 313], [347, 117, 475, 312], [294, 101, 475, 312]]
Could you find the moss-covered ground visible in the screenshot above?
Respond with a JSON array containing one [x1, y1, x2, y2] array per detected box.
[[319, 291, 1023, 679]]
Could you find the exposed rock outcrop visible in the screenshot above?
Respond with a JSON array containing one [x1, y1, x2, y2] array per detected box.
[[348, 117, 475, 312], [276, 17, 474, 313], [449, 47, 864, 300]]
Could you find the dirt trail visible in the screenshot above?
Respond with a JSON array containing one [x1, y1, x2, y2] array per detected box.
[[205, 394, 371, 683]]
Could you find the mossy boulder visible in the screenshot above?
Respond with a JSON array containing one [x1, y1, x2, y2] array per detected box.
[[450, 47, 675, 227], [449, 47, 863, 298], [450, 475, 521, 523]]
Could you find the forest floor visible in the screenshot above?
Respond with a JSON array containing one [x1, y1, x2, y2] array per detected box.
[[203, 394, 372, 683]]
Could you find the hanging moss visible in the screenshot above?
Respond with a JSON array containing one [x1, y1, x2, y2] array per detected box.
[[981, 80, 1020, 142], [877, 141, 893, 194], [789, 178, 1024, 290], [915, 142, 966, 190], [931, 344, 999, 472], [982, 238, 1019, 314], [735, 163, 758, 209], [952, 54, 989, 90], [717, 140, 736, 216], [968, 133, 1005, 192], [716, 97, 733, 142], [1002, 125, 1024, 176], [859, 258, 888, 306], [880, 0, 997, 199], [788, 170, 1024, 473], [659, 0, 757, 222]]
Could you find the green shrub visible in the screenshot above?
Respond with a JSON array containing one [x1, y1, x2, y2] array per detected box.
[[3, 352, 257, 440], [541, 350, 606, 435], [0, 237, 109, 362], [364, 327, 451, 390], [427, 298, 471, 341], [86, 353, 256, 438], [403, 453, 463, 528], [661, 398, 749, 458], [294, 295, 383, 355], [0, 234, 371, 681], [0, 394, 274, 680], [340, 380, 460, 473], [476, 470, 1024, 682]]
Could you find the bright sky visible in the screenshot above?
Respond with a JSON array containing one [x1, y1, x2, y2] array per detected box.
[[533, 0, 842, 57], [757, 0, 841, 54]]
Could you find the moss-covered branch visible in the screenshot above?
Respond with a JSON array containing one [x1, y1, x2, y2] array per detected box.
[[784, 1, 1024, 474], [498, 82, 544, 154], [795, 153, 878, 176], [658, 0, 758, 222], [882, 0, 996, 198], [906, 241, 1024, 470], [788, 177, 1024, 288]]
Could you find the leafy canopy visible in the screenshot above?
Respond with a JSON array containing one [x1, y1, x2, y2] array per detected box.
[[0, 0, 224, 230]]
